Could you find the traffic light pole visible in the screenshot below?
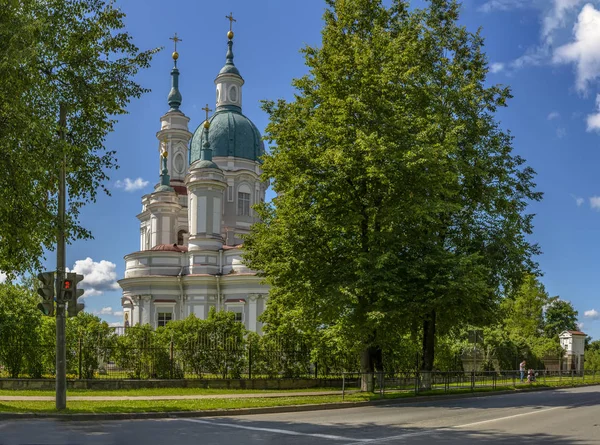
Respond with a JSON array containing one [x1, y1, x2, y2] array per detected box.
[[55, 104, 67, 410]]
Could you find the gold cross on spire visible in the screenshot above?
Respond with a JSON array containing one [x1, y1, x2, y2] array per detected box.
[[202, 104, 212, 121], [225, 12, 236, 32], [169, 33, 182, 52], [202, 104, 212, 129]]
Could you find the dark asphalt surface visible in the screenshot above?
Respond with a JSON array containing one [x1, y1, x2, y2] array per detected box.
[[1, 385, 599, 444]]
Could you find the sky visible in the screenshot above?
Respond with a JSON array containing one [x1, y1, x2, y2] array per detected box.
[[4, 0, 600, 338]]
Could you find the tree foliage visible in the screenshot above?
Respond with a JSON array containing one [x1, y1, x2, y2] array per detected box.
[[244, 0, 540, 378], [0, 0, 158, 276], [543, 298, 578, 338], [0, 283, 43, 377]]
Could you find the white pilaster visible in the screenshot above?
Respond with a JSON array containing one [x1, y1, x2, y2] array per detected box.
[[249, 295, 258, 333], [141, 295, 152, 325]]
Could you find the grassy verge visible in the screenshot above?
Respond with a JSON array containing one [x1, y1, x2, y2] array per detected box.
[[0, 393, 383, 414], [0, 387, 337, 397], [1, 379, 598, 414]]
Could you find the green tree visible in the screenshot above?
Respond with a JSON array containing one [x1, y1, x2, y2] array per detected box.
[[244, 0, 539, 387], [0, 0, 157, 277], [0, 283, 43, 377], [543, 298, 578, 339], [502, 275, 547, 341]]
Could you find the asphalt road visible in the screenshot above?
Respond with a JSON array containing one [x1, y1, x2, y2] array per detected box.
[[1, 386, 599, 444]]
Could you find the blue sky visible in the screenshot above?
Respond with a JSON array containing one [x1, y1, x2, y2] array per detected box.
[[12, 0, 600, 338]]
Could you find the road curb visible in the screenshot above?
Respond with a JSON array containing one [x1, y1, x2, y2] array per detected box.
[[0, 383, 597, 421]]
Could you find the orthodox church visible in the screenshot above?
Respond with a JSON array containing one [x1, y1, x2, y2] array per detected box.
[[118, 24, 269, 332]]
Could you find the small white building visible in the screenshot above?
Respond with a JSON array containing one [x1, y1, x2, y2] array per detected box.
[[118, 30, 269, 332], [559, 330, 586, 373]]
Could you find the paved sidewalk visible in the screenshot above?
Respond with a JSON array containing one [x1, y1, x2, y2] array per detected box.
[[0, 390, 346, 402]]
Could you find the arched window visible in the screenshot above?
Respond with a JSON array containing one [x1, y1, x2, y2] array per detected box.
[[177, 230, 187, 246], [229, 85, 238, 103], [237, 184, 252, 216], [145, 228, 151, 250]]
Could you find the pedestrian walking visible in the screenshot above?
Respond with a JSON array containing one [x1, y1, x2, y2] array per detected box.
[[520, 360, 526, 382]]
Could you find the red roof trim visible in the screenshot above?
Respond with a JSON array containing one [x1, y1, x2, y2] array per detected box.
[[567, 330, 586, 336], [222, 244, 243, 250], [224, 298, 246, 304], [172, 185, 187, 195]]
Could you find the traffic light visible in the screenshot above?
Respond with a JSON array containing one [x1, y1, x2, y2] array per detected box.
[[37, 271, 55, 316], [63, 272, 85, 317]]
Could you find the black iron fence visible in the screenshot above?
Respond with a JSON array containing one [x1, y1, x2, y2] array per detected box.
[[341, 369, 600, 398]]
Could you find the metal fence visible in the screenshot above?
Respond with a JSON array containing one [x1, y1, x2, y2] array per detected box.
[[341, 369, 600, 399], [0, 337, 329, 380]]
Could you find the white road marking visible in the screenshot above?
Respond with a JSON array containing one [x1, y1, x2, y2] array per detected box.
[[451, 405, 564, 429], [179, 418, 370, 442], [339, 400, 597, 444]]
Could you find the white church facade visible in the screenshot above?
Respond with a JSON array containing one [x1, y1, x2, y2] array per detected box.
[[118, 27, 269, 332]]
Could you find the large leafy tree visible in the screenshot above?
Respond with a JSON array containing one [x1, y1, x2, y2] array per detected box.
[[0, 0, 157, 276], [543, 298, 578, 338], [244, 0, 540, 383], [0, 283, 43, 377]]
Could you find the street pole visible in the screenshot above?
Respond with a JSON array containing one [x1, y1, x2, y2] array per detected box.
[[55, 104, 67, 410]]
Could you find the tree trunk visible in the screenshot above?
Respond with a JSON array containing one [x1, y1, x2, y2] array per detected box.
[[360, 346, 377, 392], [420, 309, 436, 389]]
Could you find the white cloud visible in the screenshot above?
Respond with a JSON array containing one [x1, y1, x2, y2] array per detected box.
[[584, 309, 600, 319], [586, 94, 600, 131], [94, 307, 123, 317], [478, 0, 528, 13], [115, 177, 149, 192], [577, 322, 585, 330], [556, 127, 567, 138], [70, 258, 119, 297], [590, 196, 600, 210], [542, 0, 586, 41], [490, 1, 587, 73], [553, 4, 600, 94], [548, 111, 561, 120], [109, 322, 122, 327], [489, 62, 505, 73], [0, 272, 6, 283], [571, 195, 584, 206]]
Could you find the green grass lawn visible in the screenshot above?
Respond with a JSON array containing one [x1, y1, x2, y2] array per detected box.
[[1, 376, 598, 414], [0, 387, 339, 397], [0, 393, 383, 413]]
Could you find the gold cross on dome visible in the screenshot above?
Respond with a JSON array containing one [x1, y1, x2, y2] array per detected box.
[[169, 33, 182, 52], [202, 104, 212, 121], [225, 12, 236, 32]]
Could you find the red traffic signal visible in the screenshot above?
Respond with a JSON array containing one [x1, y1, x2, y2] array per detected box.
[[63, 279, 73, 290]]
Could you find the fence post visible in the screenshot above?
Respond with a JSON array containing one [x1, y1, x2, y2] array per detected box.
[[169, 339, 174, 379], [78, 336, 82, 380], [248, 341, 252, 380], [342, 373, 345, 400]]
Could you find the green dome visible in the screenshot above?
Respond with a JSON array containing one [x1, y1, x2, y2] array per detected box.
[[190, 110, 264, 163], [192, 159, 220, 169]]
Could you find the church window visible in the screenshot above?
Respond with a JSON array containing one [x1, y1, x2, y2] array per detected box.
[[145, 228, 151, 250], [227, 308, 243, 323], [174, 153, 184, 174], [177, 229, 187, 246], [157, 312, 172, 327], [229, 85, 238, 103], [238, 192, 250, 216], [227, 185, 234, 202]]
